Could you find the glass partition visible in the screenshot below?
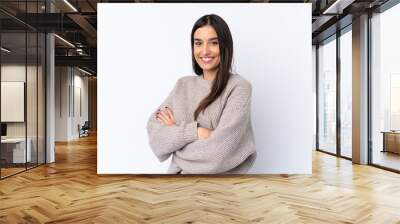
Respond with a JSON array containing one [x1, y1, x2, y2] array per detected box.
[[317, 36, 337, 155], [371, 3, 400, 171], [339, 28, 352, 158], [27, 31, 38, 169], [38, 32, 45, 165], [0, 31, 28, 177], [0, 1, 46, 179]]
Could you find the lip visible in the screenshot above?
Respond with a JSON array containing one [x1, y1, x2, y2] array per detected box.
[[200, 56, 214, 64]]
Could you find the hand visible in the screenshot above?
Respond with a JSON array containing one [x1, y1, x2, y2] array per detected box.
[[197, 127, 212, 140], [156, 107, 176, 126]]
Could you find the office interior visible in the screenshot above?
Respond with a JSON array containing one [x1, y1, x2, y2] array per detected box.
[[0, 0, 97, 179], [0, 0, 400, 222]]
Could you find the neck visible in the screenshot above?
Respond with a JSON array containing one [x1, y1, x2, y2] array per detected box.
[[203, 69, 217, 81]]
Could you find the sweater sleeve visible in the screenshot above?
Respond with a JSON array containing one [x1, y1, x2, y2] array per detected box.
[[146, 79, 199, 162], [173, 82, 256, 174]]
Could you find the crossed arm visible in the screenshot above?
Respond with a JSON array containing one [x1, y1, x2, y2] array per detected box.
[[155, 107, 212, 140], [146, 80, 254, 174], [146, 79, 213, 162]]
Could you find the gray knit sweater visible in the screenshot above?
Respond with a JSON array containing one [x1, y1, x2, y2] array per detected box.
[[146, 74, 257, 174]]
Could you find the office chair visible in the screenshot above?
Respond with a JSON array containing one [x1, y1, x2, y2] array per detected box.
[[79, 121, 90, 138]]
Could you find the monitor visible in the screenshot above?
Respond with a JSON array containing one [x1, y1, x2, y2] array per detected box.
[[1, 123, 7, 137]]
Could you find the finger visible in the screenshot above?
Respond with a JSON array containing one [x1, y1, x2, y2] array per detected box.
[[158, 111, 171, 124], [162, 107, 172, 119], [156, 117, 164, 124], [165, 107, 175, 122], [165, 106, 173, 115], [155, 109, 161, 118], [155, 112, 164, 123], [158, 110, 169, 120], [156, 111, 167, 123], [157, 115, 169, 125]]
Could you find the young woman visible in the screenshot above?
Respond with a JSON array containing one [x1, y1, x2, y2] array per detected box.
[[146, 14, 257, 174]]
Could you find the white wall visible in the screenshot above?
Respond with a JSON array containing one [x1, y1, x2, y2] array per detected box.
[[55, 67, 89, 141], [55, 66, 69, 141], [312, 45, 317, 150], [98, 3, 313, 174]]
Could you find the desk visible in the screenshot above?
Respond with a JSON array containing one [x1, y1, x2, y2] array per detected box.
[[381, 131, 400, 154], [1, 138, 31, 163]]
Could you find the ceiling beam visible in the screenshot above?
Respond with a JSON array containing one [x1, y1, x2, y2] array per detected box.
[[67, 13, 97, 46], [55, 55, 96, 69]]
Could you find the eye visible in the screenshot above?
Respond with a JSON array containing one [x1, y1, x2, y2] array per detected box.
[[194, 41, 202, 46], [211, 41, 219, 45]]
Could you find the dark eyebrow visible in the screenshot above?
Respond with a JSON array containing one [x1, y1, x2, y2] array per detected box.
[[194, 37, 219, 42]]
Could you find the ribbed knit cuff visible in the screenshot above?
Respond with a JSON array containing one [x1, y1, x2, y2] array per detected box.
[[183, 121, 199, 143]]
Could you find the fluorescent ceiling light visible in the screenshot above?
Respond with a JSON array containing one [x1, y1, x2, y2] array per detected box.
[[78, 67, 93, 76], [323, 0, 355, 14], [1, 47, 11, 53], [63, 0, 78, 12], [54, 34, 75, 48], [323, 0, 342, 14]]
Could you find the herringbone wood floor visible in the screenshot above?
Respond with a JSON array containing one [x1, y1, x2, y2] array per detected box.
[[1, 134, 400, 224]]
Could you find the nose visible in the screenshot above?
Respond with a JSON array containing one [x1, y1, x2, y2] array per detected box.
[[200, 42, 211, 55]]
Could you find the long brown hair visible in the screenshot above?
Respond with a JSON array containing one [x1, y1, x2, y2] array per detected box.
[[191, 14, 234, 120]]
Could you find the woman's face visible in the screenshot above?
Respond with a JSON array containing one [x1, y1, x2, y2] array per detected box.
[[193, 25, 221, 73]]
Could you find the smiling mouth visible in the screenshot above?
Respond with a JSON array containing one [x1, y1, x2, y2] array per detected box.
[[200, 57, 214, 63]]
